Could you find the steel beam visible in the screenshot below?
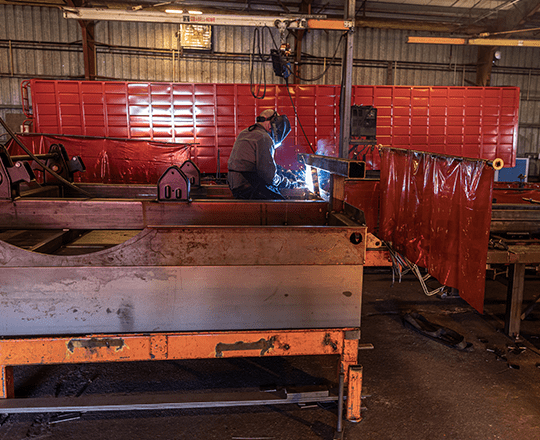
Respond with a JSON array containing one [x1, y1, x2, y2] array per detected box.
[[490, 204, 540, 234], [0, 329, 354, 365], [63, 8, 352, 31], [300, 154, 366, 179], [0, 199, 328, 229]]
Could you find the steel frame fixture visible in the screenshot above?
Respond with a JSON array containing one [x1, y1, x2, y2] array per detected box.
[[487, 241, 540, 338], [488, 202, 540, 338], [0, 149, 393, 424]]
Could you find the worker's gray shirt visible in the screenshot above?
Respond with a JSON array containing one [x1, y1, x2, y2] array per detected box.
[[227, 124, 277, 190]]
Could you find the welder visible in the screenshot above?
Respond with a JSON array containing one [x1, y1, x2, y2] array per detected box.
[[227, 109, 295, 200]]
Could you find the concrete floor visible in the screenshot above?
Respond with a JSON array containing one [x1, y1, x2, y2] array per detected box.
[[1, 270, 540, 440]]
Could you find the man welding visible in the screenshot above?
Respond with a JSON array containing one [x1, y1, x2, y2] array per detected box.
[[227, 109, 295, 200]]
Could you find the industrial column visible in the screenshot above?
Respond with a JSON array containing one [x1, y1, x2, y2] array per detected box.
[[338, 0, 355, 158]]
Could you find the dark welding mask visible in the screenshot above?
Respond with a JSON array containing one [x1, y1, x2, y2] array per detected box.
[[257, 112, 291, 148]]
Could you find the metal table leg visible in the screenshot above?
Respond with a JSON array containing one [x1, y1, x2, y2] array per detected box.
[[505, 263, 526, 338], [1, 365, 14, 399]]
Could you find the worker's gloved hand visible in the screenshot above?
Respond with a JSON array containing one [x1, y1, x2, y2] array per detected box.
[[275, 166, 306, 189]]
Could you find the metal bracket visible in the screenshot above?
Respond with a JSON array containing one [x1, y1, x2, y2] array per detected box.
[[31, 144, 86, 184], [0, 146, 35, 199], [157, 165, 191, 202], [180, 159, 201, 187]]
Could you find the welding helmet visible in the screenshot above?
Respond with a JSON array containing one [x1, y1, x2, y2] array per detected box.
[[257, 112, 291, 148]]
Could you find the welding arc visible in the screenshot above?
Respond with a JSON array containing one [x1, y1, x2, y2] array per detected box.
[[0, 117, 92, 198]]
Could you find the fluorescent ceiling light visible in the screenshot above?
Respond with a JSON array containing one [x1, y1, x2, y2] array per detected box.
[[165, 9, 184, 13], [407, 36, 466, 45], [408, 35, 540, 47], [188, 10, 203, 14]]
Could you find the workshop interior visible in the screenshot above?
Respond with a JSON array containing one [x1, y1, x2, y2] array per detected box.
[[1, 0, 540, 439]]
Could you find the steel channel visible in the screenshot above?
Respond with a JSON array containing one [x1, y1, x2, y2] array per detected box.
[[0, 329, 353, 364], [0, 390, 339, 414]]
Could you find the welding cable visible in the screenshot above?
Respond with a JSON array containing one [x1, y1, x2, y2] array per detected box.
[[284, 77, 315, 154], [383, 240, 444, 296], [250, 27, 267, 99], [285, 32, 346, 82], [250, 26, 278, 100], [0, 117, 92, 198]]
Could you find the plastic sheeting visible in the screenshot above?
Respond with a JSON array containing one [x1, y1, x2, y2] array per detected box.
[[379, 147, 494, 313], [6, 134, 192, 184]]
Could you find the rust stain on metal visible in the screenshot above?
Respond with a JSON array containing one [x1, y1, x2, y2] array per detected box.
[[215, 337, 276, 358], [323, 333, 338, 351], [66, 338, 125, 354]]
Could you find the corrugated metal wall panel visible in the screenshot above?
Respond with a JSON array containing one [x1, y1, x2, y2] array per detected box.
[[0, 77, 26, 139], [0, 5, 81, 79]]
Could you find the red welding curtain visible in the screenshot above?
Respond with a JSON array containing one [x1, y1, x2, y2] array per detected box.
[[6, 134, 191, 184], [379, 148, 494, 313]]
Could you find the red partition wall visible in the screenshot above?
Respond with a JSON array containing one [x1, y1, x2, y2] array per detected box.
[[26, 80, 520, 175], [353, 86, 519, 170]]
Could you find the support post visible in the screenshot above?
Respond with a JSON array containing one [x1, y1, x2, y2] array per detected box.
[[293, 30, 305, 84], [340, 336, 361, 422], [505, 263, 526, 338], [293, 0, 312, 84], [81, 21, 97, 80], [347, 365, 363, 422], [66, 0, 96, 80], [476, 46, 495, 86], [386, 61, 394, 85], [335, 367, 345, 438], [1, 365, 14, 399], [338, 0, 355, 158]]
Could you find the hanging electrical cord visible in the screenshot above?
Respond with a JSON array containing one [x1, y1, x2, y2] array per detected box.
[[284, 77, 315, 154], [250, 26, 280, 100], [285, 32, 346, 82], [250, 27, 267, 99], [279, 33, 347, 154]]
